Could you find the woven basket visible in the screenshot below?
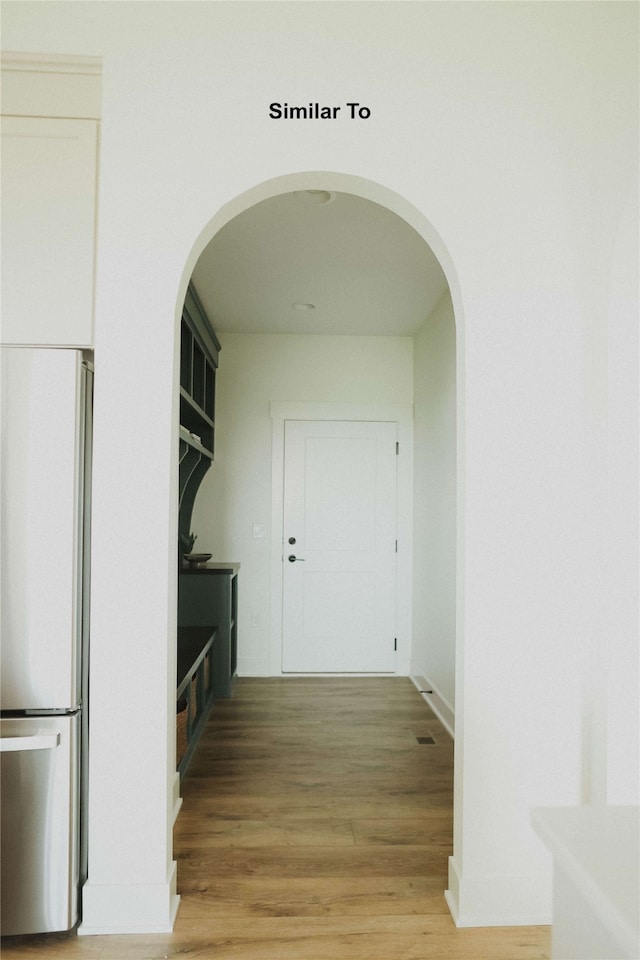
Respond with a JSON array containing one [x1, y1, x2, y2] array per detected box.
[[176, 698, 188, 763]]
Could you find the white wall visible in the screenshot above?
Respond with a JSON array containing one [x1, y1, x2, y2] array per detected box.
[[411, 291, 456, 713], [191, 332, 414, 676], [605, 182, 639, 805], [3, 0, 637, 934]]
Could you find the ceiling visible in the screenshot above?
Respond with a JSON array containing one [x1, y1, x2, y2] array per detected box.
[[191, 190, 448, 337]]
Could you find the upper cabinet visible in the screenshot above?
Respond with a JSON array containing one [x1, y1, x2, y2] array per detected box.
[[180, 283, 220, 457], [1, 54, 101, 348], [178, 283, 221, 543]]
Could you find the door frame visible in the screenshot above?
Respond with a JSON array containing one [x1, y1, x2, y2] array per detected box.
[[269, 400, 414, 676]]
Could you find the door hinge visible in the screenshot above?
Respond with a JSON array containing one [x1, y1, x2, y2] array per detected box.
[[394, 638, 397, 651], [395, 540, 398, 553], [396, 441, 399, 455]]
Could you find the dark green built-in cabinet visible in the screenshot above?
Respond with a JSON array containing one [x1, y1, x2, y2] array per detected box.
[[178, 282, 220, 544], [177, 284, 238, 777], [178, 563, 239, 699]]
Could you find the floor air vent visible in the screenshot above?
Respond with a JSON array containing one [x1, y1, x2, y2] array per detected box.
[[416, 736, 436, 744]]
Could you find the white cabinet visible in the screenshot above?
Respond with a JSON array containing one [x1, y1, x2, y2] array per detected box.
[[1, 54, 100, 348], [1, 116, 98, 347]]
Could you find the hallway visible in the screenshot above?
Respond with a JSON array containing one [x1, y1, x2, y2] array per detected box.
[[1, 678, 549, 958], [173, 677, 548, 958]]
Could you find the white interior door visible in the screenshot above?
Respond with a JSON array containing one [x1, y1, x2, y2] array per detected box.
[[282, 420, 397, 672]]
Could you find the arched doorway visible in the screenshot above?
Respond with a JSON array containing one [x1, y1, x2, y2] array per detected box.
[[175, 170, 464, 911]]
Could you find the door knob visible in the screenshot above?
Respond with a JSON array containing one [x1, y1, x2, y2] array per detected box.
[[288, 555, 305, 562]]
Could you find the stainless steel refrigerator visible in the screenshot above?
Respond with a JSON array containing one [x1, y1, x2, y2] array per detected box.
[[0, 347, 93, 936]]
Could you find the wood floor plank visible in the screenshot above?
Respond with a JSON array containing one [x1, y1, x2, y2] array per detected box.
[[2, 677, 549, 959], [0, 937, 103, 960], [175, 875, 451, 918], [175, 792, 453, 819], [174, 816, 357, 847], [100, 916, 545, 960], [351, 817, 454, 846], [177, 843, 451, 879]]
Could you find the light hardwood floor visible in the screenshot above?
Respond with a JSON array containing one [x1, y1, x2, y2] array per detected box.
[[1, 677, 550, 959]]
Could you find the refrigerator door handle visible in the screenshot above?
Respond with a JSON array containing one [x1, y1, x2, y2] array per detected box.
[[0, 732, 60, 753]]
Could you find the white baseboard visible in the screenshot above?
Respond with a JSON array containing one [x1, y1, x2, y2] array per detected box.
[[410, 674, 455, 737], [79, 863, 180, 935], [240, 661, 404, 679], [446, 855, 552, 927]]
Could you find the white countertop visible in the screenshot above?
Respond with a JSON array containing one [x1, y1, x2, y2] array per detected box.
[[532, 805, 639, 957]]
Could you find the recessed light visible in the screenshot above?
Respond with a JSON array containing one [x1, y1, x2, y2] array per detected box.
[[292, 302, 316, 311], [294, 190, 335, 205]]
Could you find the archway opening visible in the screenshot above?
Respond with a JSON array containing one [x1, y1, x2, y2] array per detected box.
[[175, 170, 463, 912]]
